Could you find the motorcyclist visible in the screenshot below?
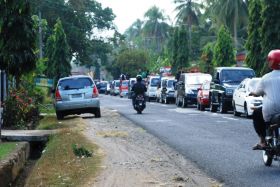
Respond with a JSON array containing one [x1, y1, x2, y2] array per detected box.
[[250, 49, 280, 150], [131, 75, 147, 106]]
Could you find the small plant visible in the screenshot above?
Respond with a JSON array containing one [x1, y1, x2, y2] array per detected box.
[[72, 144, 92, 158], [3, 88, 40, 129]]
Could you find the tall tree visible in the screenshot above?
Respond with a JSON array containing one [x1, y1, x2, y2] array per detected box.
[[213, 26, 235, 67], [142, 6, 170, 53], [176, 26, 190, 70], [0, 0, 36, 87], [245, 0, 263, 76], [261, 0, 280, 74], [45, 19, 71, 84], [30, 0, 115, 66], [210, 0, 248, 49], [174, 0, 202, 58]]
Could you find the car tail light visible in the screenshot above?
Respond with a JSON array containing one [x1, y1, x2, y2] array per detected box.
[[93, 86, 99, 97], [55, 89, 62, 101]]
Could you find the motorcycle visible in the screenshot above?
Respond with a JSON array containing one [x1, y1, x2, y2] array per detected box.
[[133, 94, 146, 114], [262, 113, 280, 166]]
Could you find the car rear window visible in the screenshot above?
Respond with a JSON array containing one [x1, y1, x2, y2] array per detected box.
[[59, 77, 93, 90], [121, 81, 128, 86]]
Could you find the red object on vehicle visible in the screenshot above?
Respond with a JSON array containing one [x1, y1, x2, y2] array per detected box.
[[55, 89, 62, 101], [267, 49, 280, 70], [196, 81, 211, 110], [92, 85, 99, 98], [120, 80, 129, 97]]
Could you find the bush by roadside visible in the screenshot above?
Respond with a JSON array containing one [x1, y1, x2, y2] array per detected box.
[[0, 142, 17, 160]]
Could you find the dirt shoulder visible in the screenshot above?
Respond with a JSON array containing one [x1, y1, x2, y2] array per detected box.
[[83, 108, 222, 187]]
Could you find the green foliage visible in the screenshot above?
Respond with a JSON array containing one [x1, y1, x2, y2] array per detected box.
[[172, 27, 190, 71], [72, 144, 93, 158], [45, 19, 71, 84], [30, 0, 115, 66], [3, 88, 40, 130], [0, 0, 36, 85], [200, 42, 215, 73], [114, 49, 149, 78], [213, 26, 235, 67], [261, 0, 280, 74], [245, 0, 263, 76], [0, 143, 17, 160]]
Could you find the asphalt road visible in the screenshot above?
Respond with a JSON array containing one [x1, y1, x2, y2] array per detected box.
[[100, 94, 280, 187]]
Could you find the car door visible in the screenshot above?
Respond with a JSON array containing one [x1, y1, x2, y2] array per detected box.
[[235, 80, 247, 112]]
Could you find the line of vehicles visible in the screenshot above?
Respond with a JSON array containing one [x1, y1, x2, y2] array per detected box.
[[100, 66, 262, 118]]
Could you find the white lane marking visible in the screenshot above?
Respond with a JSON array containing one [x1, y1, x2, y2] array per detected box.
[[168, 108, 200, 114], [222, 116, 238, 121], [216, 121, 227, 123]]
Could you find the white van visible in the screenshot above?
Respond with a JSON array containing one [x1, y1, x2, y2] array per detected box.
[[146, 75, 160, 101]]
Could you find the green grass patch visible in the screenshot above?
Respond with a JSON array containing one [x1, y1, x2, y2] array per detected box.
[[39, 103, 55, 114], [25, 129, 102, 187], [36, 115, 62, 130], [0, 142, 17, 160]]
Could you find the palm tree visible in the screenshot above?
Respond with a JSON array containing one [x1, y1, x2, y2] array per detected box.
[[142, 6, 170, 53], [125, 19, 143, 43], [174, 0, 202, 58], [210, 0, 248, 49]]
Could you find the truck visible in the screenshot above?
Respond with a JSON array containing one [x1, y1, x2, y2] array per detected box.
[[209, 67, 255, 113]]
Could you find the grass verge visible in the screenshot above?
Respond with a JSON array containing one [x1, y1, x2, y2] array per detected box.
[[26, 115, 102, 186], [0, 142, 17, 160]]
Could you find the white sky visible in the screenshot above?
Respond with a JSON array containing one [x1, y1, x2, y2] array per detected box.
[[98, 0, 177, 33]]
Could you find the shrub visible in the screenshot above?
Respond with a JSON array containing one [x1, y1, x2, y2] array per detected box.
[[3, 88, 40, 129]]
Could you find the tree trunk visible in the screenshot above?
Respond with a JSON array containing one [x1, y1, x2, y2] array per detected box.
[[233, 2, 238, 49]]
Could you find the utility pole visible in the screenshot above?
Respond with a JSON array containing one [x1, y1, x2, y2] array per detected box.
[[38, 11, 43, 59]]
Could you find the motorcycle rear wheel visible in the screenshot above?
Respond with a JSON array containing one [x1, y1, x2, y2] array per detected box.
[[263, 150, 273, 166]]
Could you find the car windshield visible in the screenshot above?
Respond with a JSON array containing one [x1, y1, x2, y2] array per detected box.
[[115, 81, 120, 87], [221, 70, 255, 83], [167, 80, 175, 88], [150, 78, 160, 87], [247, 79, 261, 92], [121, 81, 128, 86], [99, 82, 107, 87], [186, 75, 211, 85], [59, 77, 93, 90]]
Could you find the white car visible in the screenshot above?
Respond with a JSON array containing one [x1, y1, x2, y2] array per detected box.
[[232, 78, 262, 117], [156, 76, 176, 104]]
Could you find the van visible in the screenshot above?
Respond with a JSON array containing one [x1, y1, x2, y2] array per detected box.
[[146, 75, 160, 101], [175, 73, 212, 107], [156, 76, 176, 104]]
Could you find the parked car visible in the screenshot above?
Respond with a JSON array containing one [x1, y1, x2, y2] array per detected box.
[[196, 79, 211, 111], [120, 80, 129, 98], [54, 75, 101, 120], [156, 76, 176, 104], [209, 67, 255, 113], [97, 81, 109, 94], [146, 75, 160, 101], [128, 78, 136, 99], [175, 73, 212, 108], [232, 77, 262, 117], [110, 80, 120, 96]]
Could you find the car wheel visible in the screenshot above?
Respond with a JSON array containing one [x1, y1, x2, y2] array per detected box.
[[219, 99, 227, 113], [95, 108, 101, 118], [182, 98, 185, 108], [176, 97, 181, 107], [56, 111, 64, 120], [197, 103, 201, 110], [200, 104, 205, 111], [244, 103, 250, 118], [210, 101, 217, 112], [233, 102, 241, 116]]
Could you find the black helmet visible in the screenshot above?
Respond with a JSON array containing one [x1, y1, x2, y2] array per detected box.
[[136, 75, 142, 82]]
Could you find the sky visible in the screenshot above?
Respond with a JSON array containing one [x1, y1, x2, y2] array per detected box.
[[98, 0, 177, 34]]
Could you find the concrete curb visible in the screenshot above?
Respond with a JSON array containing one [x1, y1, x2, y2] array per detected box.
[[0, 142, 30, 187]]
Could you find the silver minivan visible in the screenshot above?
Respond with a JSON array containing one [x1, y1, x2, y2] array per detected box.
[[54, 75, 101, 120]]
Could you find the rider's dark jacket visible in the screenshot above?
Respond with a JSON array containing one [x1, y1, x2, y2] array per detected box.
[[131, 81, 147, 96]]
